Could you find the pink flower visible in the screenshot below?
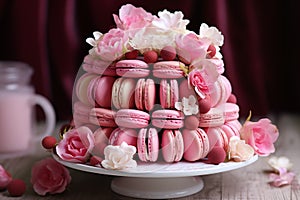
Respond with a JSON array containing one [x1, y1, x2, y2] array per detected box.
[[175, 32, 210, 64], [188, 61, 219, 98], [56, 126, 95, 163], [113, 4, 154, 31], [0, 165, 12, 190], [240, 118, 279, 156], [31, 158, 71, 196], [95, 28, 129, 61], [269, 168, 295, 187]]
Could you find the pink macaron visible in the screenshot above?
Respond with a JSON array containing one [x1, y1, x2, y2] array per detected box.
[[221, 102, 240, 122], [137, 127, 159, 162], [108, 127, 137, 147], [116, 59, 149, 78], [89, 107, 117, 127], [199, 107, 225, 127], [135, 78, 156, 111], [223, 120, 242, 138], [152, 109, 184, 129], [83, 54, 116, 76], [160, 79, 179, 109], [112, 78, 136, 109], [75, 73, 98, 106], [206, 127, 229, 152], [73, 101, 92, 127], [182, 128, 210, 162], [210, 75, 232, 107], [161, 129, 184, 162], [92, 127, 114, 156], [87, 76, 115, 107], [115, 109, 150, 129], [153, 61, 185, 78]]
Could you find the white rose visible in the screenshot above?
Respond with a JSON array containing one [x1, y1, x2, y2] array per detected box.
[[228, 136, 254, 162], [101, 142, 137, 170]]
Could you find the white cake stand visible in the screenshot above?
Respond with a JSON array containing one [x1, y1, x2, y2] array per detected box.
[[53, 155, 258, 199]]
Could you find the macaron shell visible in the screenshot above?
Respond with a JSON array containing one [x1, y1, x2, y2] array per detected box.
[[137, 128, 148, 161], [206, 127, 227, 151], [153, 61, 185, 78], [174, 130, 184, 162], [94, 76, 115, 108], [144, 79, 156, 111], [221, 124, 236, 140], [148, 128, 159, 162], [160, 79, 169, 108], [222, 102, 240, 122], [73, 101, 92, 127], [116, 59, 149, 78], [118, 78, 136, 108], [161, 129, 183, 162], [115, 109, 150, 129], [170, 79, 179, 108], [83, 55, 116, 76], [152, 109, 184, 129], [93, 127, 114, 156], [161, 130, 176, 162], [112, 78, 136, 109], [111, 78, 123, 109], [76, 73, 98, 106], [182, 128, 204, 162], [135, 78, 145, 110], [138, 128, 159, 162], [109, 128, 137, 147], [199, 107, 225, 127], [89, 107, 117, 127]]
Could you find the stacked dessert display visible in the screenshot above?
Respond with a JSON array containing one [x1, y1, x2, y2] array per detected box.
[[49, 5, 279, 198]]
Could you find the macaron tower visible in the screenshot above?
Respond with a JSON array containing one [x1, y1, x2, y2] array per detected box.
[[60, 4, 278, 168]]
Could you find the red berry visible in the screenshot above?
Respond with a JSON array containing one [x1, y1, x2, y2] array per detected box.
[[184, 115, 199, 130], [143, 50, 158, 63], [7, 179, 26, 197], [205, 147, 226, 164], [41, 136, 57, 149], [227, 93, 237, 104], [198, 96, 212, 114], [207, 44, 216, 58], [125, 50, 139, 59], [160, 46, 176, 61]]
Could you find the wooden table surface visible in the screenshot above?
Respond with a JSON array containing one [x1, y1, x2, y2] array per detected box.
[[1, 113, 299, 200]]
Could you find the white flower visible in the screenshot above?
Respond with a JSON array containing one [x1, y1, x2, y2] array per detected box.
[[199, 23, 224, 46], [101, 142, 137, 170], [228, 136, 254, 162], [175, 95, 199, 116], [86, 31, 103, 47], [130, 27, 176, 52], [152, 9, 189, 33], [268, 156, 293, 172]]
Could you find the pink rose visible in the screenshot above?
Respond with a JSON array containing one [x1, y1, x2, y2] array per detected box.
[[240, 118, 279, 156], [188, 61, 218, 98], [0, 165, 12, 190], [175, 32, 210, 64], [56, 126, 95, 163], [113, 4, 154, 30], [95, 28, 129, 61], [31, 158, 71, 196]]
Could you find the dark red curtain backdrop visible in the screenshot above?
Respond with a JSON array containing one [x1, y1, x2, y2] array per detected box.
[[0, 0, 299, 121]]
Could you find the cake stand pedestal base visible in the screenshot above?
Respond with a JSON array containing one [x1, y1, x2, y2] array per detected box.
[[111, 176, 204, 199]]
